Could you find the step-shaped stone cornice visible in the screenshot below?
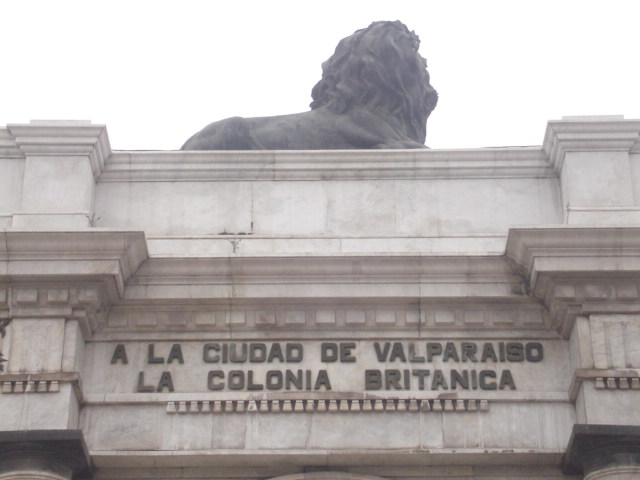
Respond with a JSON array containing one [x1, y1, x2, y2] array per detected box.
[[100, 253, 549, 334], [506, 226, 640, 336], [4, 120, 111, 178], [0, 229, 148, 332], [125, 254, 526, 301], [0, 230, 147, 296], [3, 116, 639, 182], [543, 116, 640, 171]]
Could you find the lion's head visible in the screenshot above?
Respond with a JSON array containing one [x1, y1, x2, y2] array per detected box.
[[310, 21, 438, 144]]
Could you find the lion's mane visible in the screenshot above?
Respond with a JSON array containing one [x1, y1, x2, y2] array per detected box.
[[310, 21, 438, 144], [181, 21, 437, 150]]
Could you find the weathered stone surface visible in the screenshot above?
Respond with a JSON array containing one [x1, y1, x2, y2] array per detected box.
[[1, 116, 640, 478]]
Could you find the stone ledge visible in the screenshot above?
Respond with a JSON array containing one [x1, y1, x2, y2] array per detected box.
[[0, 373, 81, 397], [102, 303, 548, 333], [0, 230, 148, 298], [506, 226, 640, 335], [101, 147, 552, 182], [146, 234, 508, 257], [568, 369, 640, 401], [89, 449, 566, 469]]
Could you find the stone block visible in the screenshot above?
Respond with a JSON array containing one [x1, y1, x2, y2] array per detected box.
[[345, 310, 365, 324], [107, 311, 128, 327], [434, 309, 455, 325], [8, 318, 65, 372], [464, 310, 485, 325], [228, 311, 246, 325], [47, 289, 69, 304], [375, 310, 396, 324], [159, 311, 188, 327], [315, 310, 335, 324], [192, 311, 216, 326], [81, 405, 163, 451], [130, 312, 157, 327], [256, 311, 276, 325], [285, 311, 306, 325], [14, 288, 38, 304]]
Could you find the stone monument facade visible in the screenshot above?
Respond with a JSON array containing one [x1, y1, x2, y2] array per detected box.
[[1, 116, 640, 479]]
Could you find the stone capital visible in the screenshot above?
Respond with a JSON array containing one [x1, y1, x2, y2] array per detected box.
[[564, 424, 640, 476], [0, 430, 92, 479]]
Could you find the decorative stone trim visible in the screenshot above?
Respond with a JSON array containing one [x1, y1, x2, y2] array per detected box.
[[165, 398, 489, 414], [100, 147, 553, 182], [271, 473, 387, 480], [105, 305, 548, 332], [8, 287, 104, 314], [569, 369, 640, 400], [0, 373, 79, 396], [2, 286, 109, 338], [594, 377, 640, 390], [1, 380, 59, 394]]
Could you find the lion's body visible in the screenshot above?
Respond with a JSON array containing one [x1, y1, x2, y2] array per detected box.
[[182, 21, 437, 150]]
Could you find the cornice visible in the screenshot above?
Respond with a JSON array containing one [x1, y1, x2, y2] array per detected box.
[[542, 116, 640, 171], [0, 229, 148, 297], [99, 147, 552, 182], [0, 128, 23, 158], [5, 121, 112, 179], [506, 226, 640, 335], [506, 226, 640, 288], [134, 254, 517, 278], [126, 254, 524, 299]]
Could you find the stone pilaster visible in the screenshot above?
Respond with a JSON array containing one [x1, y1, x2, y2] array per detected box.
[[0, 230, 148, 431], [506, 227, 640, 425]]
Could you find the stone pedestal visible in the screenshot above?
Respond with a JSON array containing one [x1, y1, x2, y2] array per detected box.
[[543, 115, 640, 225], [6, 120, 109, 228]]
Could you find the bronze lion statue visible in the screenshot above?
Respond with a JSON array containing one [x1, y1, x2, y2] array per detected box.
[[181, 21, 438, 150]]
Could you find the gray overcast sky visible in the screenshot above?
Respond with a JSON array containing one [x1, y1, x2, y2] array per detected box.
[[2, 0, 639, 150]]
